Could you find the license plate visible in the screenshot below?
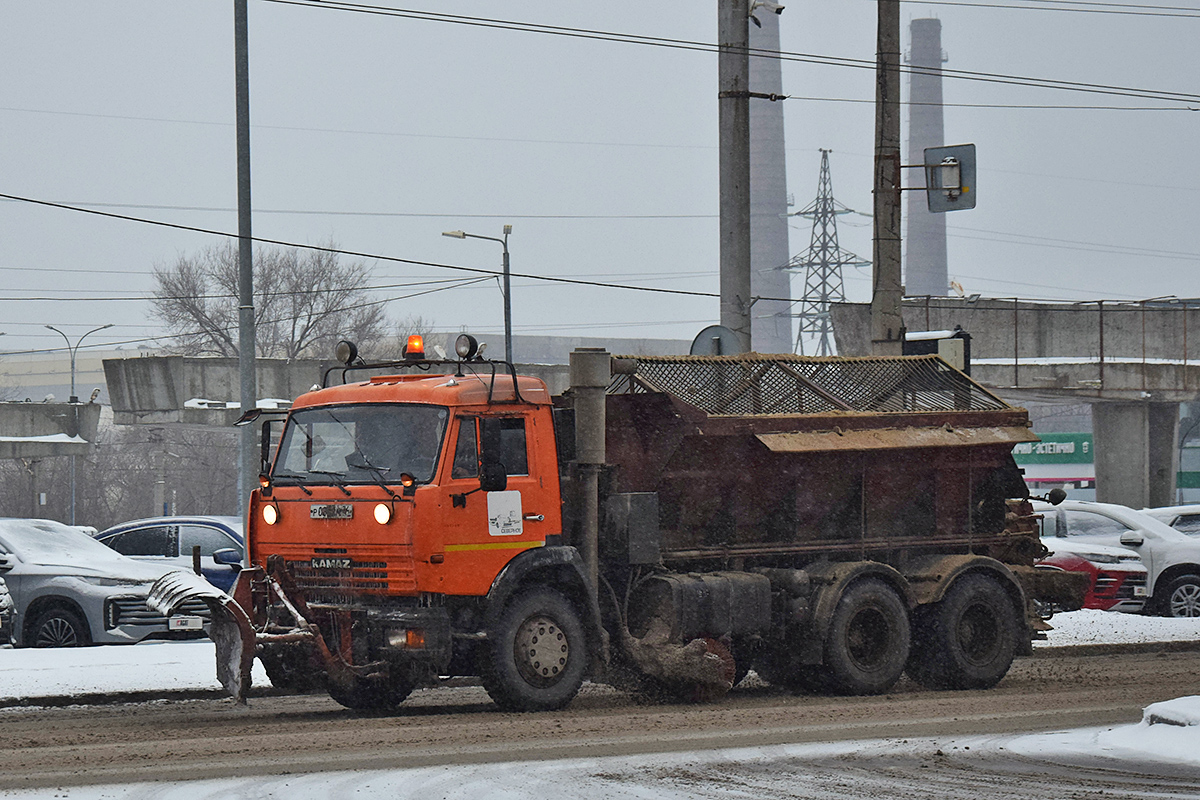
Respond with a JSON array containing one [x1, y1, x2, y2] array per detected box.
[[168, 615, 204, 631], [312, 557, 353, 569], [1134, 586, 1148, 597], [311, 503, 353, 520]]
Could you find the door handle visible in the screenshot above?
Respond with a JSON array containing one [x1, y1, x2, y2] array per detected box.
[[523, 514, 544, 522]]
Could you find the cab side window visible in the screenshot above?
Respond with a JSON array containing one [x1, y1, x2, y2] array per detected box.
[[451, 419, 479, 479], [481, 417, 528, 476]]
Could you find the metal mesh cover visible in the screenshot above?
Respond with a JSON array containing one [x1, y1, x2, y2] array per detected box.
[[610, 354, 1009, 416]]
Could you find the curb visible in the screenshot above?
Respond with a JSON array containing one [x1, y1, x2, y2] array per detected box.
[[1032, 639, 1200, 658]]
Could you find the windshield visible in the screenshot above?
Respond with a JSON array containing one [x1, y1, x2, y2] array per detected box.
[[273, 403, 449, 485]]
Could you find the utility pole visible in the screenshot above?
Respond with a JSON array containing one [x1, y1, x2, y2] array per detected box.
[[234, 0, 257, 510], [870, 0, 905, 355], [718, 0, 753, 353]]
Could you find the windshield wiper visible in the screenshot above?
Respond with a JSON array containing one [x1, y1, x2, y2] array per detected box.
[[270, 471, 314, 495], [309, 469, 352, 496], [345, 455, 400, 499]]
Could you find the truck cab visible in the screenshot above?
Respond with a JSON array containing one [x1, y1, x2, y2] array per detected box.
[[243, 356, 596, 711]]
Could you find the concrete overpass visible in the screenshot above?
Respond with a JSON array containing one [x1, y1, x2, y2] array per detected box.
[[832, 297, 1200, 508]]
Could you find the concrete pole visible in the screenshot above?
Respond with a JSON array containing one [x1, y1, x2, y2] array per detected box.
[[570, 348, 610, 602], [870, 0, 905, 355], [718, 0, 753, 352], [234, 0, 257, 511]]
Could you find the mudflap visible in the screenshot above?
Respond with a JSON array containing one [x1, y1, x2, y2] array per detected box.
[[148, 569, 257, 703]]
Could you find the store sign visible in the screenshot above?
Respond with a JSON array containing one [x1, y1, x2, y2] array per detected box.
[[1012, 433, 1093, 465]]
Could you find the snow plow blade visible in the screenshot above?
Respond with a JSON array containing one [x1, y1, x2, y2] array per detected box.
[[148, 569, 256, 704]]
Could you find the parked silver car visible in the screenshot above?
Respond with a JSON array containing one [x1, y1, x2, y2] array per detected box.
[[0, 576, 13, 645], [0, 518, 209, 647]]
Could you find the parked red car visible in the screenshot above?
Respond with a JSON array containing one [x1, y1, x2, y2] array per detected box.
[[1037, 543, 1149, 613]]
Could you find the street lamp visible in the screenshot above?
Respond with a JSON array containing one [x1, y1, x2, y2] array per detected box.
[[44, 323, 113, 525], [443, 225, 514, 364]]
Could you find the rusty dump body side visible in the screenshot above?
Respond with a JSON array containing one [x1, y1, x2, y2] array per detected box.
[[599, 353, 1040, 567]]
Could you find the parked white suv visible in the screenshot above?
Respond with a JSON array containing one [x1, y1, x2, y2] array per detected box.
[[1033, 500, 1200, 618]]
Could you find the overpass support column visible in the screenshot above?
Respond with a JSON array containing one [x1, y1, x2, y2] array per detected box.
[[1092, 402, 1179, 508]]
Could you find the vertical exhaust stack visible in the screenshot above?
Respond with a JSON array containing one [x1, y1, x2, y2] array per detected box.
[[905, 17, 949, 297], [569, 348, 610, 603]]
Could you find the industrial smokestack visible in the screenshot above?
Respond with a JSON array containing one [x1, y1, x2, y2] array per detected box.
[[748, 11, 793, 354], [905, 17, 948, 297]]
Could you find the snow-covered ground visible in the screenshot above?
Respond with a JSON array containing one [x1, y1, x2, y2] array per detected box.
[[1, 701, 1198, 799], [1, 608, 1197, 702], [0, 610, 1197, 798]]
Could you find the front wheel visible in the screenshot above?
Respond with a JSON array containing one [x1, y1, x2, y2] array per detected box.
[[30, 607, 91, 648], [327, 671, 415, 711], [1161, 574, 1200, 618], [907, 572, 1019, 690], [479, 587, 588, 712], [259, 644, 325, 692]]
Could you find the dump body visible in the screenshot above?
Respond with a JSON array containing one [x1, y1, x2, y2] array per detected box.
[[599, 354, 1036, 563]]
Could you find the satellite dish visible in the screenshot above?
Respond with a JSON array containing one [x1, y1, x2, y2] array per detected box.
[[690, 325, 745, 356]]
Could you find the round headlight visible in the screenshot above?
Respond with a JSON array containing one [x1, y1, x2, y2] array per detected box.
[[374, 503, 392, 525], [262, 503, 279, 525], [455, 333, 479, 360]]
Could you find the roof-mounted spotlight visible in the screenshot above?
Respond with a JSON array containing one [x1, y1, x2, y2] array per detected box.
[[336, 340, 359, 365], [455, 333, 480, 361]]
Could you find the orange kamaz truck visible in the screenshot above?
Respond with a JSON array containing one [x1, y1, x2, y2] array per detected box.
[[152, 336, 1082, 711]]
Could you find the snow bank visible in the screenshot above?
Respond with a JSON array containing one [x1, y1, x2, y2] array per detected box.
[[1035, 608, 1200, 647], [1008, 696, 1200, 768], [0, 640, 268, 701]]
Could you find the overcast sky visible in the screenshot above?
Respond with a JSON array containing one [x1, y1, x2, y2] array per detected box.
[[1, 0, 1196, 359]]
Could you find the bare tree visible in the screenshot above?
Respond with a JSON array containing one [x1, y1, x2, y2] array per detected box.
[[151, 240, 388, 359]]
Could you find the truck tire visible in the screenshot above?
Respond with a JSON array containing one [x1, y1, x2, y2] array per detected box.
[[480, 587, 587, 712], [30, 607, 91, 648], [1161, 574, 1200, 618], [327, 672, 415, 711], [906, 572, 1019, 690], [259, 644, 325, 692], [822, 578, 909, 695]]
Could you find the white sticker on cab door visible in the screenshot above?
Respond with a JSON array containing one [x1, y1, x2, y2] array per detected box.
[[487, 491, 523, 536]]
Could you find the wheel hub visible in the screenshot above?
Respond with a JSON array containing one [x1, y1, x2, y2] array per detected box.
[[1170, 583, 1200, 617], [36, 617, 79, 647], [957, 602, 1001, 665], [514, 614, 569, 687]]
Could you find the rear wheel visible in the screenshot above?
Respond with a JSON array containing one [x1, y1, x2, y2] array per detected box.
[[480, 587, 587, 712], [822, 578, 910, 695], [907, 573, 1019, 690], [30, 607, 91, 648], [1161, 574, 1200, 618]]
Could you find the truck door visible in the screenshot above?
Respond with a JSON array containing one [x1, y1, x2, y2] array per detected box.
[[438, 414, 549, 595]]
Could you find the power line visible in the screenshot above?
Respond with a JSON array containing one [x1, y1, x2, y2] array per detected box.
[[0, 192, 794, 303], [260, 0, 1200, 104], [900, 0, 1200, 18]]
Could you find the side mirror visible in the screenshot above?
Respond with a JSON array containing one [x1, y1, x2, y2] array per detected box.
[[480, 460, 508, 493], [1047, 488, 1067, 506], [0, 554, 13, 572], [1119, 531, 1145, 547], [212, 548, 244, 570]]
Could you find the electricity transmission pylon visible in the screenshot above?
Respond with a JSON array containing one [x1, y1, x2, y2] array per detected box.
[[787, 149, 870, 355]]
